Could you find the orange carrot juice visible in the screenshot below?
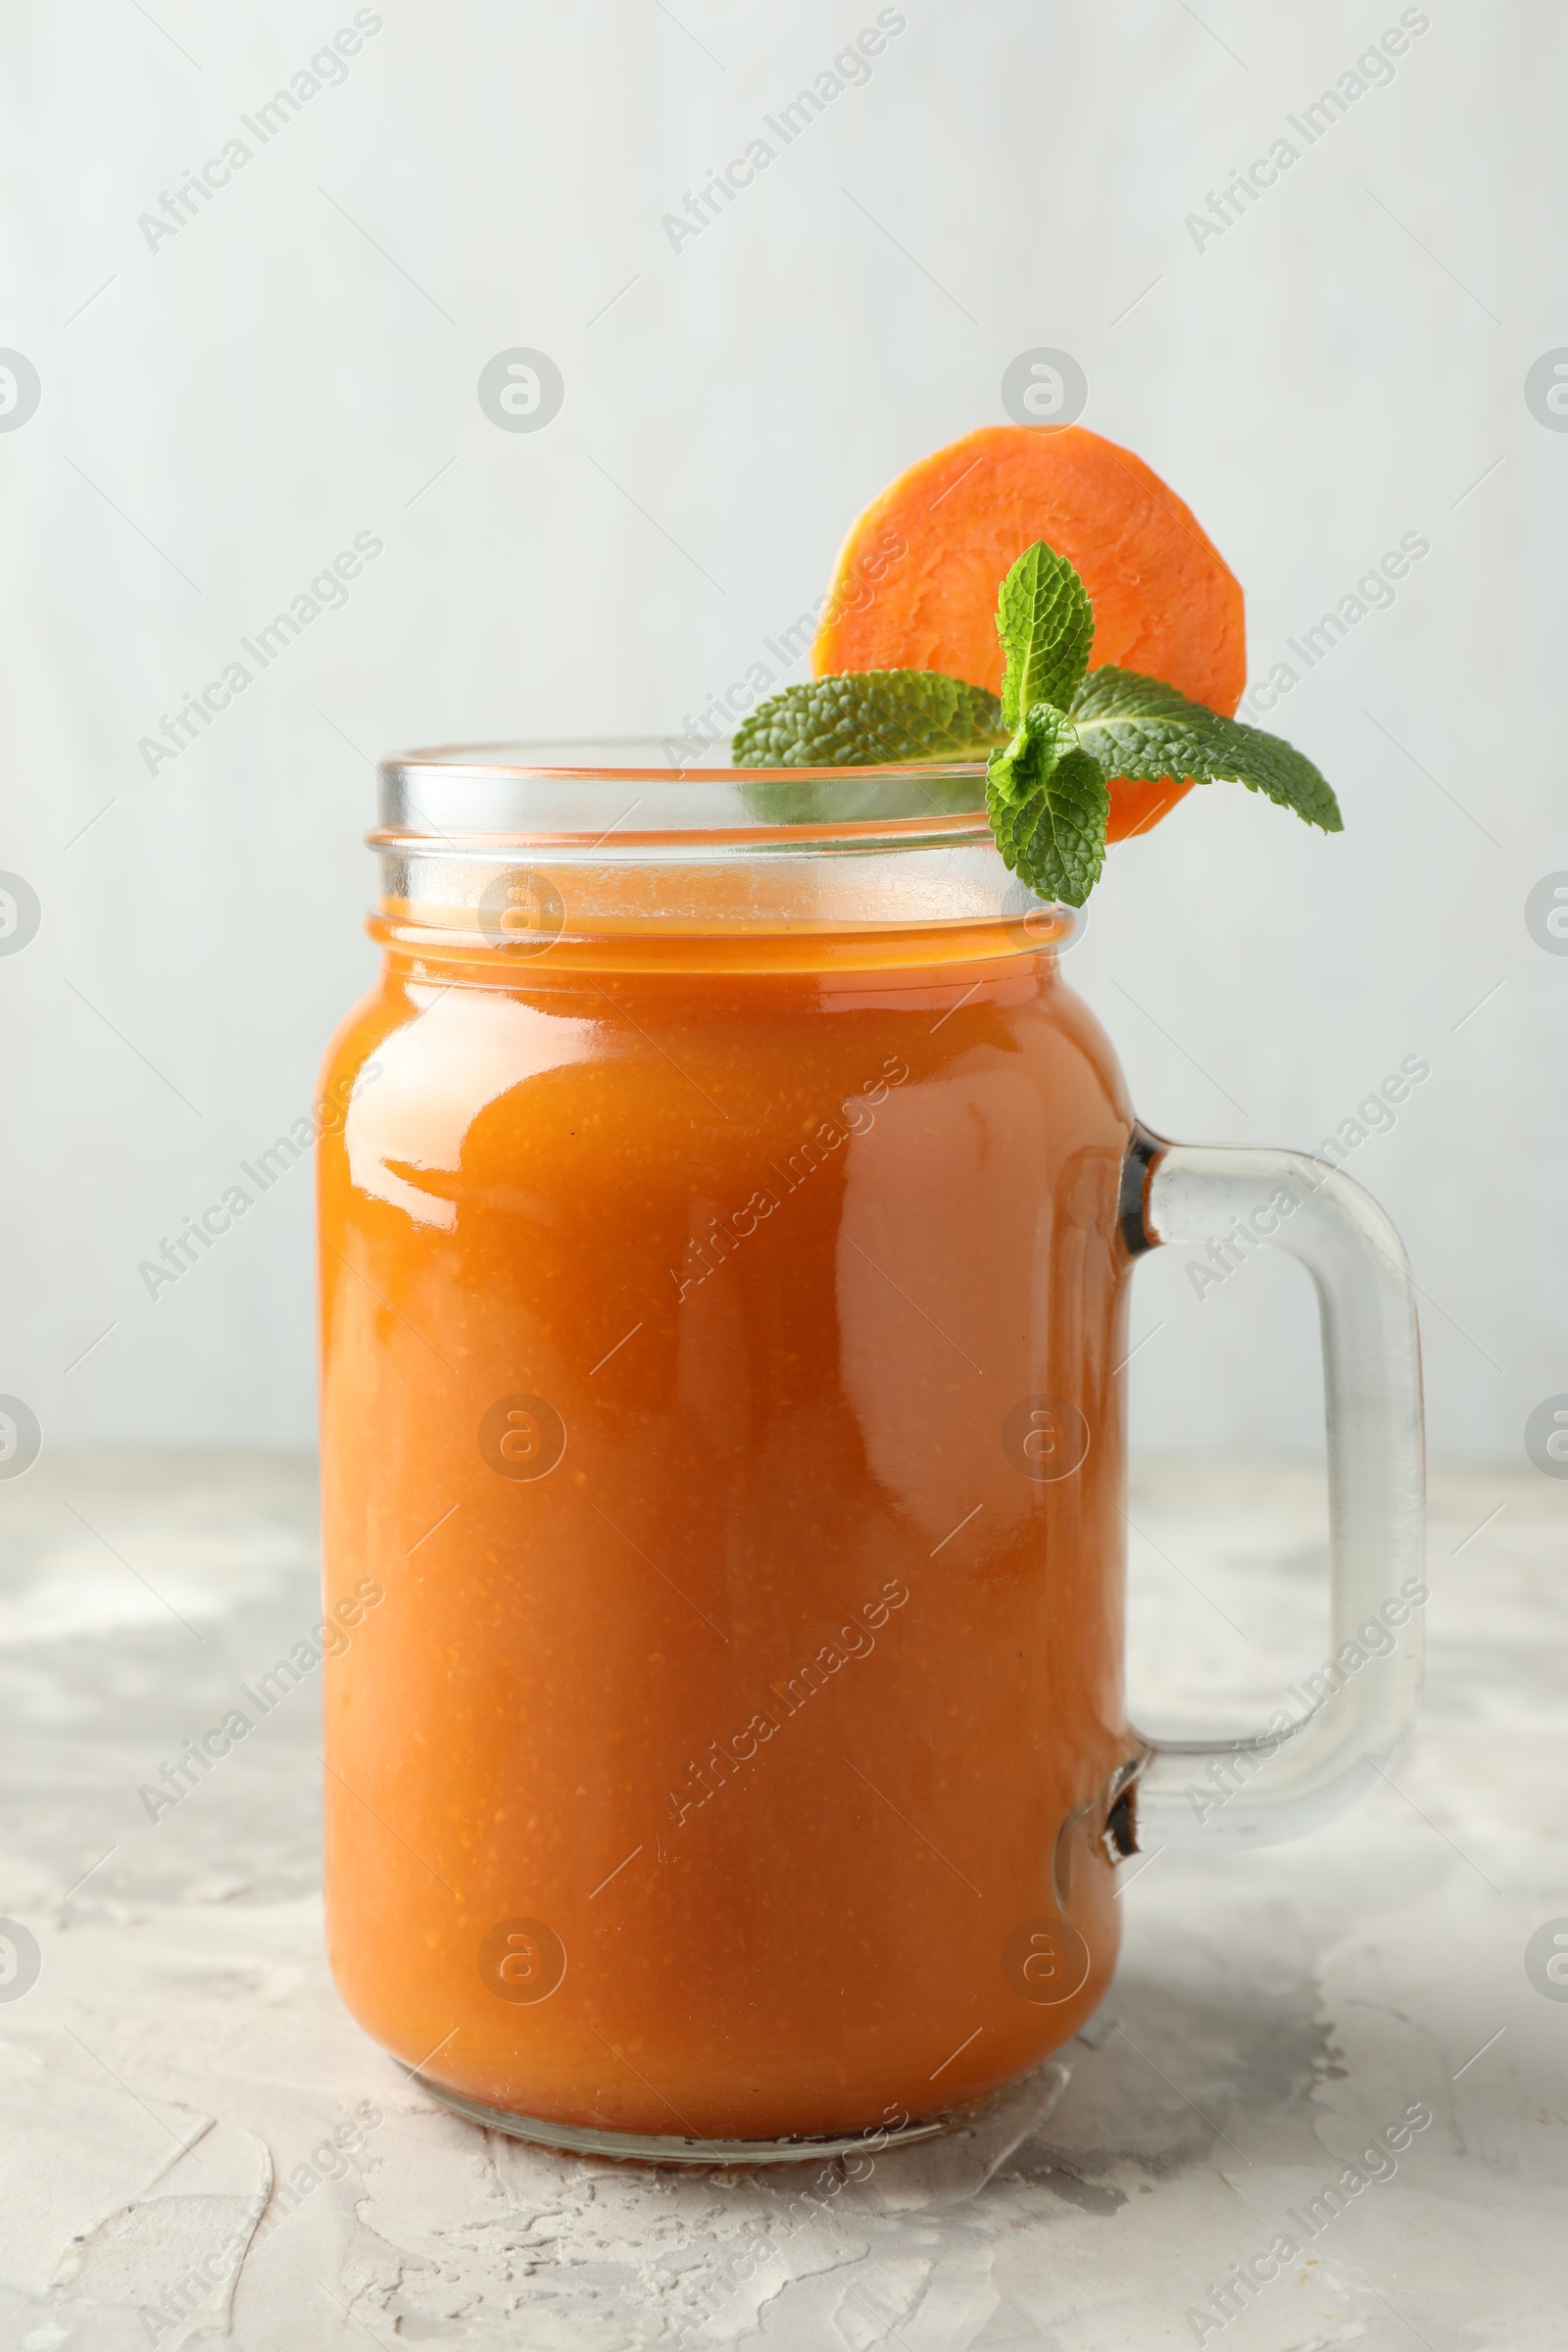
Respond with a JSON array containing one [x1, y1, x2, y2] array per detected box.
[[318, 774, 1142, 2151]]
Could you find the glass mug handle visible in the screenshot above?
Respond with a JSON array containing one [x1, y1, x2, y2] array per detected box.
[[1120, 1127, 1425, 1849]]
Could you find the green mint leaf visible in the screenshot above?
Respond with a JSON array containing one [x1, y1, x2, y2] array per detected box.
[[986, 703, 1108, 907], [731, 670, 1005, 768], [1070, 666, 1343, 833], [996, 541, 1095, 731], [985, 702, 1078, 810]]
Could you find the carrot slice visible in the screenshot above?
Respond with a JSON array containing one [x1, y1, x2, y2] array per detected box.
[[813, 424, 1246, 844]]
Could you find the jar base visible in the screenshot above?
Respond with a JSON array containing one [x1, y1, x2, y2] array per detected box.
[[413, 2070, 993, 2168]]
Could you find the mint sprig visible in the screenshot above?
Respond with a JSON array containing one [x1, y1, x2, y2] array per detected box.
[[733, 540, 1342, 907]]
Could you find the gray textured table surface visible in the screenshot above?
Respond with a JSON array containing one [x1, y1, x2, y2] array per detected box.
[[1, 1454, 1563, 2351]]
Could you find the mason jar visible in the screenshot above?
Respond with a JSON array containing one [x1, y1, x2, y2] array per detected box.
[[317, 743, 1424, 2164]]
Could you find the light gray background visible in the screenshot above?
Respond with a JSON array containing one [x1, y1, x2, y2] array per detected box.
[[1, 0, 1561, 1456]]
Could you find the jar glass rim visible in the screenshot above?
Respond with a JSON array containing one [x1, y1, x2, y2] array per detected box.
[[377, 738, 991, 851]]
